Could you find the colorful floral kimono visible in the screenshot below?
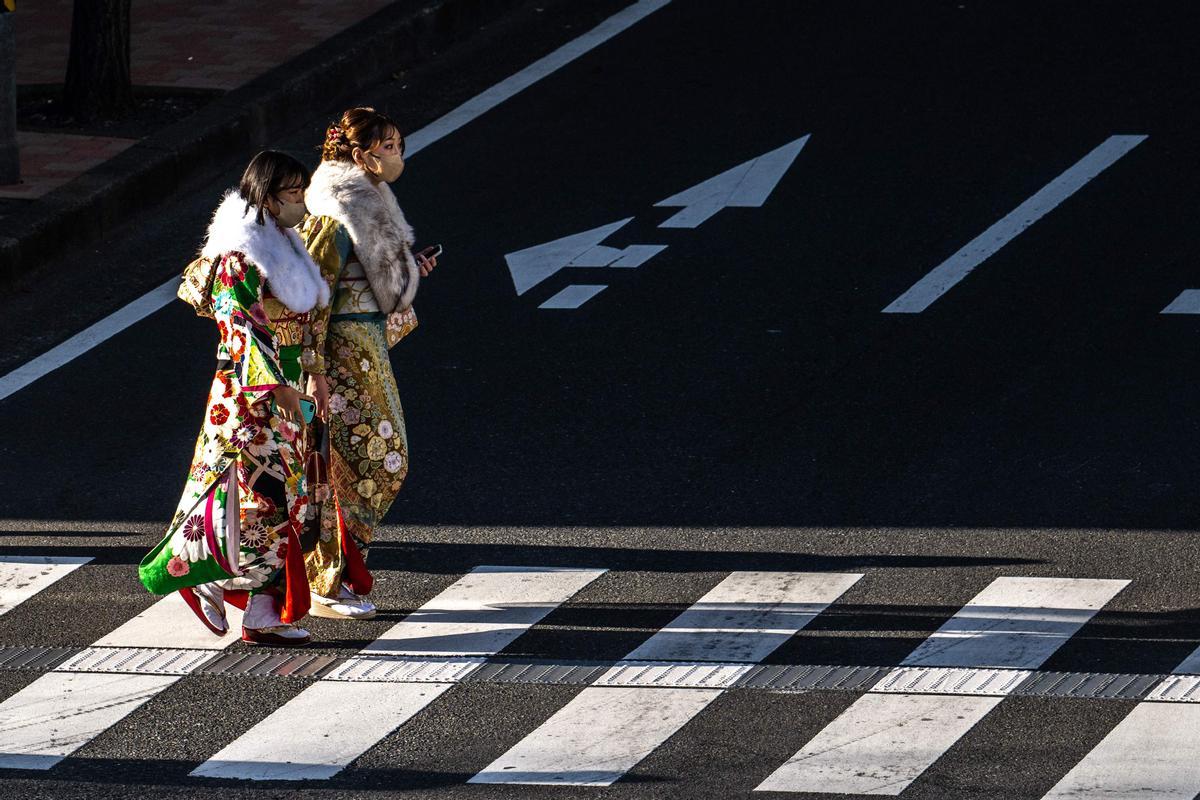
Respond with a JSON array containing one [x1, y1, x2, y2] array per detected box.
[[299, 159, 421, 599], [141, 190, 329, 622]]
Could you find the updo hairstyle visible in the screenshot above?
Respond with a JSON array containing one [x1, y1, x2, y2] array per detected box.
[[322, 107, 404, 162]]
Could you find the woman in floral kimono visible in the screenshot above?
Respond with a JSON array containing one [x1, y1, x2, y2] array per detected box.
[[299, 107, 438, 619], [140, 151, 329, 646]]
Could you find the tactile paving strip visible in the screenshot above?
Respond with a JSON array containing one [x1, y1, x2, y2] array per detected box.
[[0, 644, 1187, 702]]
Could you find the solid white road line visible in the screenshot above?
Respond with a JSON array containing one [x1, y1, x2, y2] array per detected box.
[[1160, 289, 1200, 314], [883, 135, 1147, 313], [0, 279, 179, 403], [404, 0, 671, 156], [1041, 642, 1200, 799], [757, 576, 1128, 795], [0, 592, 244, 770], [191, 565, 605, 780], [470, 571, 863, 787], [0, 1, 673, 402], [0, 555, 91, 618]]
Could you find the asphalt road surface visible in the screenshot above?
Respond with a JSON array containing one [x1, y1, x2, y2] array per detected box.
[[2, 1, 1200, 798]]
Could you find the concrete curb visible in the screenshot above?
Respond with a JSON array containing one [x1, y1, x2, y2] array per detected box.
[[0, 0, 522, 285]]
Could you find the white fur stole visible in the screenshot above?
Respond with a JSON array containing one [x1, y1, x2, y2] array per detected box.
[[200, 190, 329, 313]]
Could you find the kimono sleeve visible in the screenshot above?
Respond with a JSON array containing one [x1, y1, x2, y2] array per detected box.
[[297, 215, 350, 376], [212, 252, 285, 399]]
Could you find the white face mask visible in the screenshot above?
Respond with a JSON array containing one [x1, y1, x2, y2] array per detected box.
[[366, 151, 404, 183], [272, 196, 307, 228]]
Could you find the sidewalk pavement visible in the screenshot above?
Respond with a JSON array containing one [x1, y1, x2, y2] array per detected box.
[[0, 0, 523, 282], [4, 0, 396, 200]]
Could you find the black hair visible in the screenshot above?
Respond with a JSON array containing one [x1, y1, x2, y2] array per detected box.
[[238, 150, 311, 225]]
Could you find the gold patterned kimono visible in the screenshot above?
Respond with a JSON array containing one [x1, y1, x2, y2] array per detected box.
[[297, 214, 415, 598]]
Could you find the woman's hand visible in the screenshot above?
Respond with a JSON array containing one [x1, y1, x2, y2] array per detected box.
[[272, 385, 304, 426], [416, 250, 438, 277], [307, 374, 330, 421]]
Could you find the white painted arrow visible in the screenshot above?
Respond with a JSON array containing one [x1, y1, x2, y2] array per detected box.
[[505, 218, 668, 296], [655, 134, 811, 228], [506, 218, 630, 295]]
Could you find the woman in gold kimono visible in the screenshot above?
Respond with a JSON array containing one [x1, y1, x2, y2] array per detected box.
[[299, 107, 438, 618]]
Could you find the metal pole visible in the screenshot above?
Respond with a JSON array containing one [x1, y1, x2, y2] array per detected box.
[[0, 6, 19, 185]]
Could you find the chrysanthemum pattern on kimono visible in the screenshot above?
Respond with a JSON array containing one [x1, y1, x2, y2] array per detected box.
[[140, 252, 308, 602], [297, 214, 413, 599]]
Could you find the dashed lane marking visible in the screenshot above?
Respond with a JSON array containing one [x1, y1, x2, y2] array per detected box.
[[883, 135, 1147, 314]]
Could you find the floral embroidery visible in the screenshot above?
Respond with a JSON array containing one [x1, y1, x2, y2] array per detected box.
[[296, 214, 413, 598], [182, 514, 205, 542], [209, 404, 230, 427], [242, 522, 269, 548], [278, 419, 299, 443], [230, 423, 258, 449], [144, 252, 309, 601], [228, 328, 247, 362]]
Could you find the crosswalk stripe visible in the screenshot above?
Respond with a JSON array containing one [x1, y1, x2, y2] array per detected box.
[[0, 555, 91, 618], [1040, 703, 1200, 800], [190, 565, 606, 781], [189, 682, 451, 781], [0, 672, 178, 771], [1041, 643, 1200, 798], [92, 589, 246, 650], [0, 591, 244, 770], [756, 576, 1129, 795], [357, 566, 605, 657], [1166, 646, 1200, 676], [470, 571, 863, 787]]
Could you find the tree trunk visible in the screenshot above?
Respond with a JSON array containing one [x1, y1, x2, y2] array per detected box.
[[63, 0, 133, 122]]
